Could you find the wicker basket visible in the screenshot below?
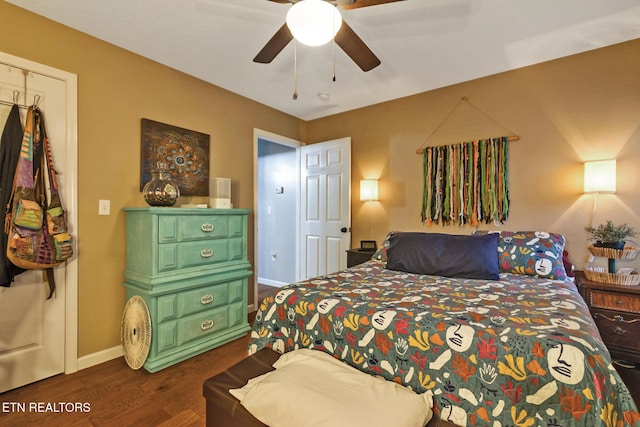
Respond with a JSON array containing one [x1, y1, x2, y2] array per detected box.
[[584, 268, 640, 286], [587, 245, 640, 260]]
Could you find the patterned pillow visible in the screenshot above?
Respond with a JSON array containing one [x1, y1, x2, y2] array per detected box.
[[371, 231, 397, 262], [473, 230, 567, 280]]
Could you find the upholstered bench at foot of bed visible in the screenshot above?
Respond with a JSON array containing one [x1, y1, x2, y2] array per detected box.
[[202, 347, 458, 427]]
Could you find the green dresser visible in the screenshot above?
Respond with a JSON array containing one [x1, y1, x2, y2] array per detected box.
[[122, 207, 251, 372]]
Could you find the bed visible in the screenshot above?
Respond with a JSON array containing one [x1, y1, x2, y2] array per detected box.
[[249, 231, 640, 427]]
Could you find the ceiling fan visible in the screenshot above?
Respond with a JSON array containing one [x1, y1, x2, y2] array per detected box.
[[254, 0, 403, 72]]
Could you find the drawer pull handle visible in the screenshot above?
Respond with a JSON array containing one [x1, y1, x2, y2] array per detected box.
[[201, 294, 214, 305], [201, 223, 215, 232], [614, 326, 626, 335], [594, 313, 640, 324], [201, 319, 214, 330], [616, 300, 623, 305], [201, 249, 214, 258]]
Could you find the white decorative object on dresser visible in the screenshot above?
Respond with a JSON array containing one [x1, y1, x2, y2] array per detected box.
[[122, 207, 251, 372], [210, 177, 231, 208]]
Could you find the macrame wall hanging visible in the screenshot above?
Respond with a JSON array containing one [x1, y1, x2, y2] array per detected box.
[[416, 97, 518, 227]]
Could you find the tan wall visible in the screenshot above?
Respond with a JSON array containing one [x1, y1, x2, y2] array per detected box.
[[307, 39, 640, 274], [0, 2, 304, 357]]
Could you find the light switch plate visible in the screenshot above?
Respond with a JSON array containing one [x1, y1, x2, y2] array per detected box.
[[99, 199, 110, 215]]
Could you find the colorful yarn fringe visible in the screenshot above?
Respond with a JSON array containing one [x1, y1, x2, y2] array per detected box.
[[421, 137, 509, 226]]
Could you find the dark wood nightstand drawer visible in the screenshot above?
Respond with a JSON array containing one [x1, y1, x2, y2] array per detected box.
[[590, 291, 640, 313], [346, 249, 376, 268], [592, 309, 640, 352], [574, 271, 640, 363]]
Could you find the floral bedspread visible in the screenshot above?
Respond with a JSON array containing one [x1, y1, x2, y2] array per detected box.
[[249, 260, 640, 427]]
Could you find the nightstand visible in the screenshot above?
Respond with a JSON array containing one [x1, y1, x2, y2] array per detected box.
[[346, 248, 376, 268], [575, 270, 640, 364]]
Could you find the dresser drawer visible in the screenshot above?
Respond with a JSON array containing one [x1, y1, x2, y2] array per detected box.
[[158, 239, 230, 272], [178, 215, 229, 241], [592, 309, 640, 352], [177, 306, 230, 346], [159, 215, 229, 243], [178, 283, 228, 317], [154, 289, 246, 353], [156, 306, 228, 354], [590, 291, 640, 313], [157, 280, 242, 322]]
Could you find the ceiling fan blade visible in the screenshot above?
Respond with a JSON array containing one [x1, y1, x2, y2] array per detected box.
[[338, 0, 403, 10], [253, 23, 294, 64], [334, 21, 381, 71]]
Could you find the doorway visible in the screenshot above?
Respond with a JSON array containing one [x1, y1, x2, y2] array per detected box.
[[256, 138, 299, 287], [252, 130, 352, 311], [253, 129, 301, 310]]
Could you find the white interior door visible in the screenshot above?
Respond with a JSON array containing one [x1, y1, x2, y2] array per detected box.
[[0, 52, 78, 393], [300, 138, 351, 279]]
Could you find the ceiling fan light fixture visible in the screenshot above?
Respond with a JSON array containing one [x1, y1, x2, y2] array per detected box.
[[286, 0, 342, 47]]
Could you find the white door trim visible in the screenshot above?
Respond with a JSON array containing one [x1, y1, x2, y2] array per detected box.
[[252, 128, 302, 311], [0, 51, 78, 374]]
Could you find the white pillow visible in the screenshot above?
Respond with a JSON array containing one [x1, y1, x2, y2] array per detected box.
[[230, 348, 433, 427]]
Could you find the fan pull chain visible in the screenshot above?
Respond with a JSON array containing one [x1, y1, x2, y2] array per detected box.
[[332, 10, 337, 82], [332, 38, 337, 82], [293, 40, 298, 100]]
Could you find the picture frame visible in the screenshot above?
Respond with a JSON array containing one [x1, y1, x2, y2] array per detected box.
[[140, 118, 210, 196], [360, 240, 377, 250]]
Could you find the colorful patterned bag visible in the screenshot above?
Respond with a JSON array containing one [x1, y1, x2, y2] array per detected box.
[[5, 106, 73, 297]]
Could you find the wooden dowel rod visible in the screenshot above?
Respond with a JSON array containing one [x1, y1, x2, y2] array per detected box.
[[415, 135, 520, 154]]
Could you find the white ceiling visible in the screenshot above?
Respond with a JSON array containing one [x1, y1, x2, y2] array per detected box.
[[7, 0, 640, 120]]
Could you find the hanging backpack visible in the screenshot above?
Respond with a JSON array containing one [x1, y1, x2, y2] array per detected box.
[[5, 105, 73, 298]]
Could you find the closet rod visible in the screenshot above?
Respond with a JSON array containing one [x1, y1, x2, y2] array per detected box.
[[0, 99, 30, 109], [1, 61, 36, 76], [1, 61, 33, 103], [415, 135, 520, 154], [0, 60, 58, 81]]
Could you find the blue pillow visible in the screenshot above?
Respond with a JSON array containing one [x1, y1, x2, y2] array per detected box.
[[386, 232, 500, 280]]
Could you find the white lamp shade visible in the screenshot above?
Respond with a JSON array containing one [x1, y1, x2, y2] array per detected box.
[[360, 179, 378, 201], [286, 0, 342, 47], [584, 159, 616, 193]]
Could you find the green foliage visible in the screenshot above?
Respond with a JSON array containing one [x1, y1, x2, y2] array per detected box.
[[585, 220, 637, 243]]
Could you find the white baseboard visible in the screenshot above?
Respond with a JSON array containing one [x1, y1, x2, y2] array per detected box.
[[257, 277, 288, 288], [77, 345, 123, 371]]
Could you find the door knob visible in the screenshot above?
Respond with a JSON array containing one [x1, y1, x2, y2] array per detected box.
[[340, 227, 350, 233]]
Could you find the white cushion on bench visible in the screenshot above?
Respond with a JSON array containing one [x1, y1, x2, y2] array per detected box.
[[230, 348, 433, 427]]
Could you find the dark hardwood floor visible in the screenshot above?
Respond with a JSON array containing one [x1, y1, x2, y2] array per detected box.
[[257, 283, 277, 303], [0, 334, 250, 427], [1, 284, 638, 427], [616, 361, 640, 409]]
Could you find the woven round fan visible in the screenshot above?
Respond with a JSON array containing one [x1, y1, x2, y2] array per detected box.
[[121, 295, 152, 370]]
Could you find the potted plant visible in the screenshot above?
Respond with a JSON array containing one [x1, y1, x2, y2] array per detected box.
[[585, 220, 636, 250]]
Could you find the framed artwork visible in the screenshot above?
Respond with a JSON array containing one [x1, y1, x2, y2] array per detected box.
[[140, 118, 210, 196]]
